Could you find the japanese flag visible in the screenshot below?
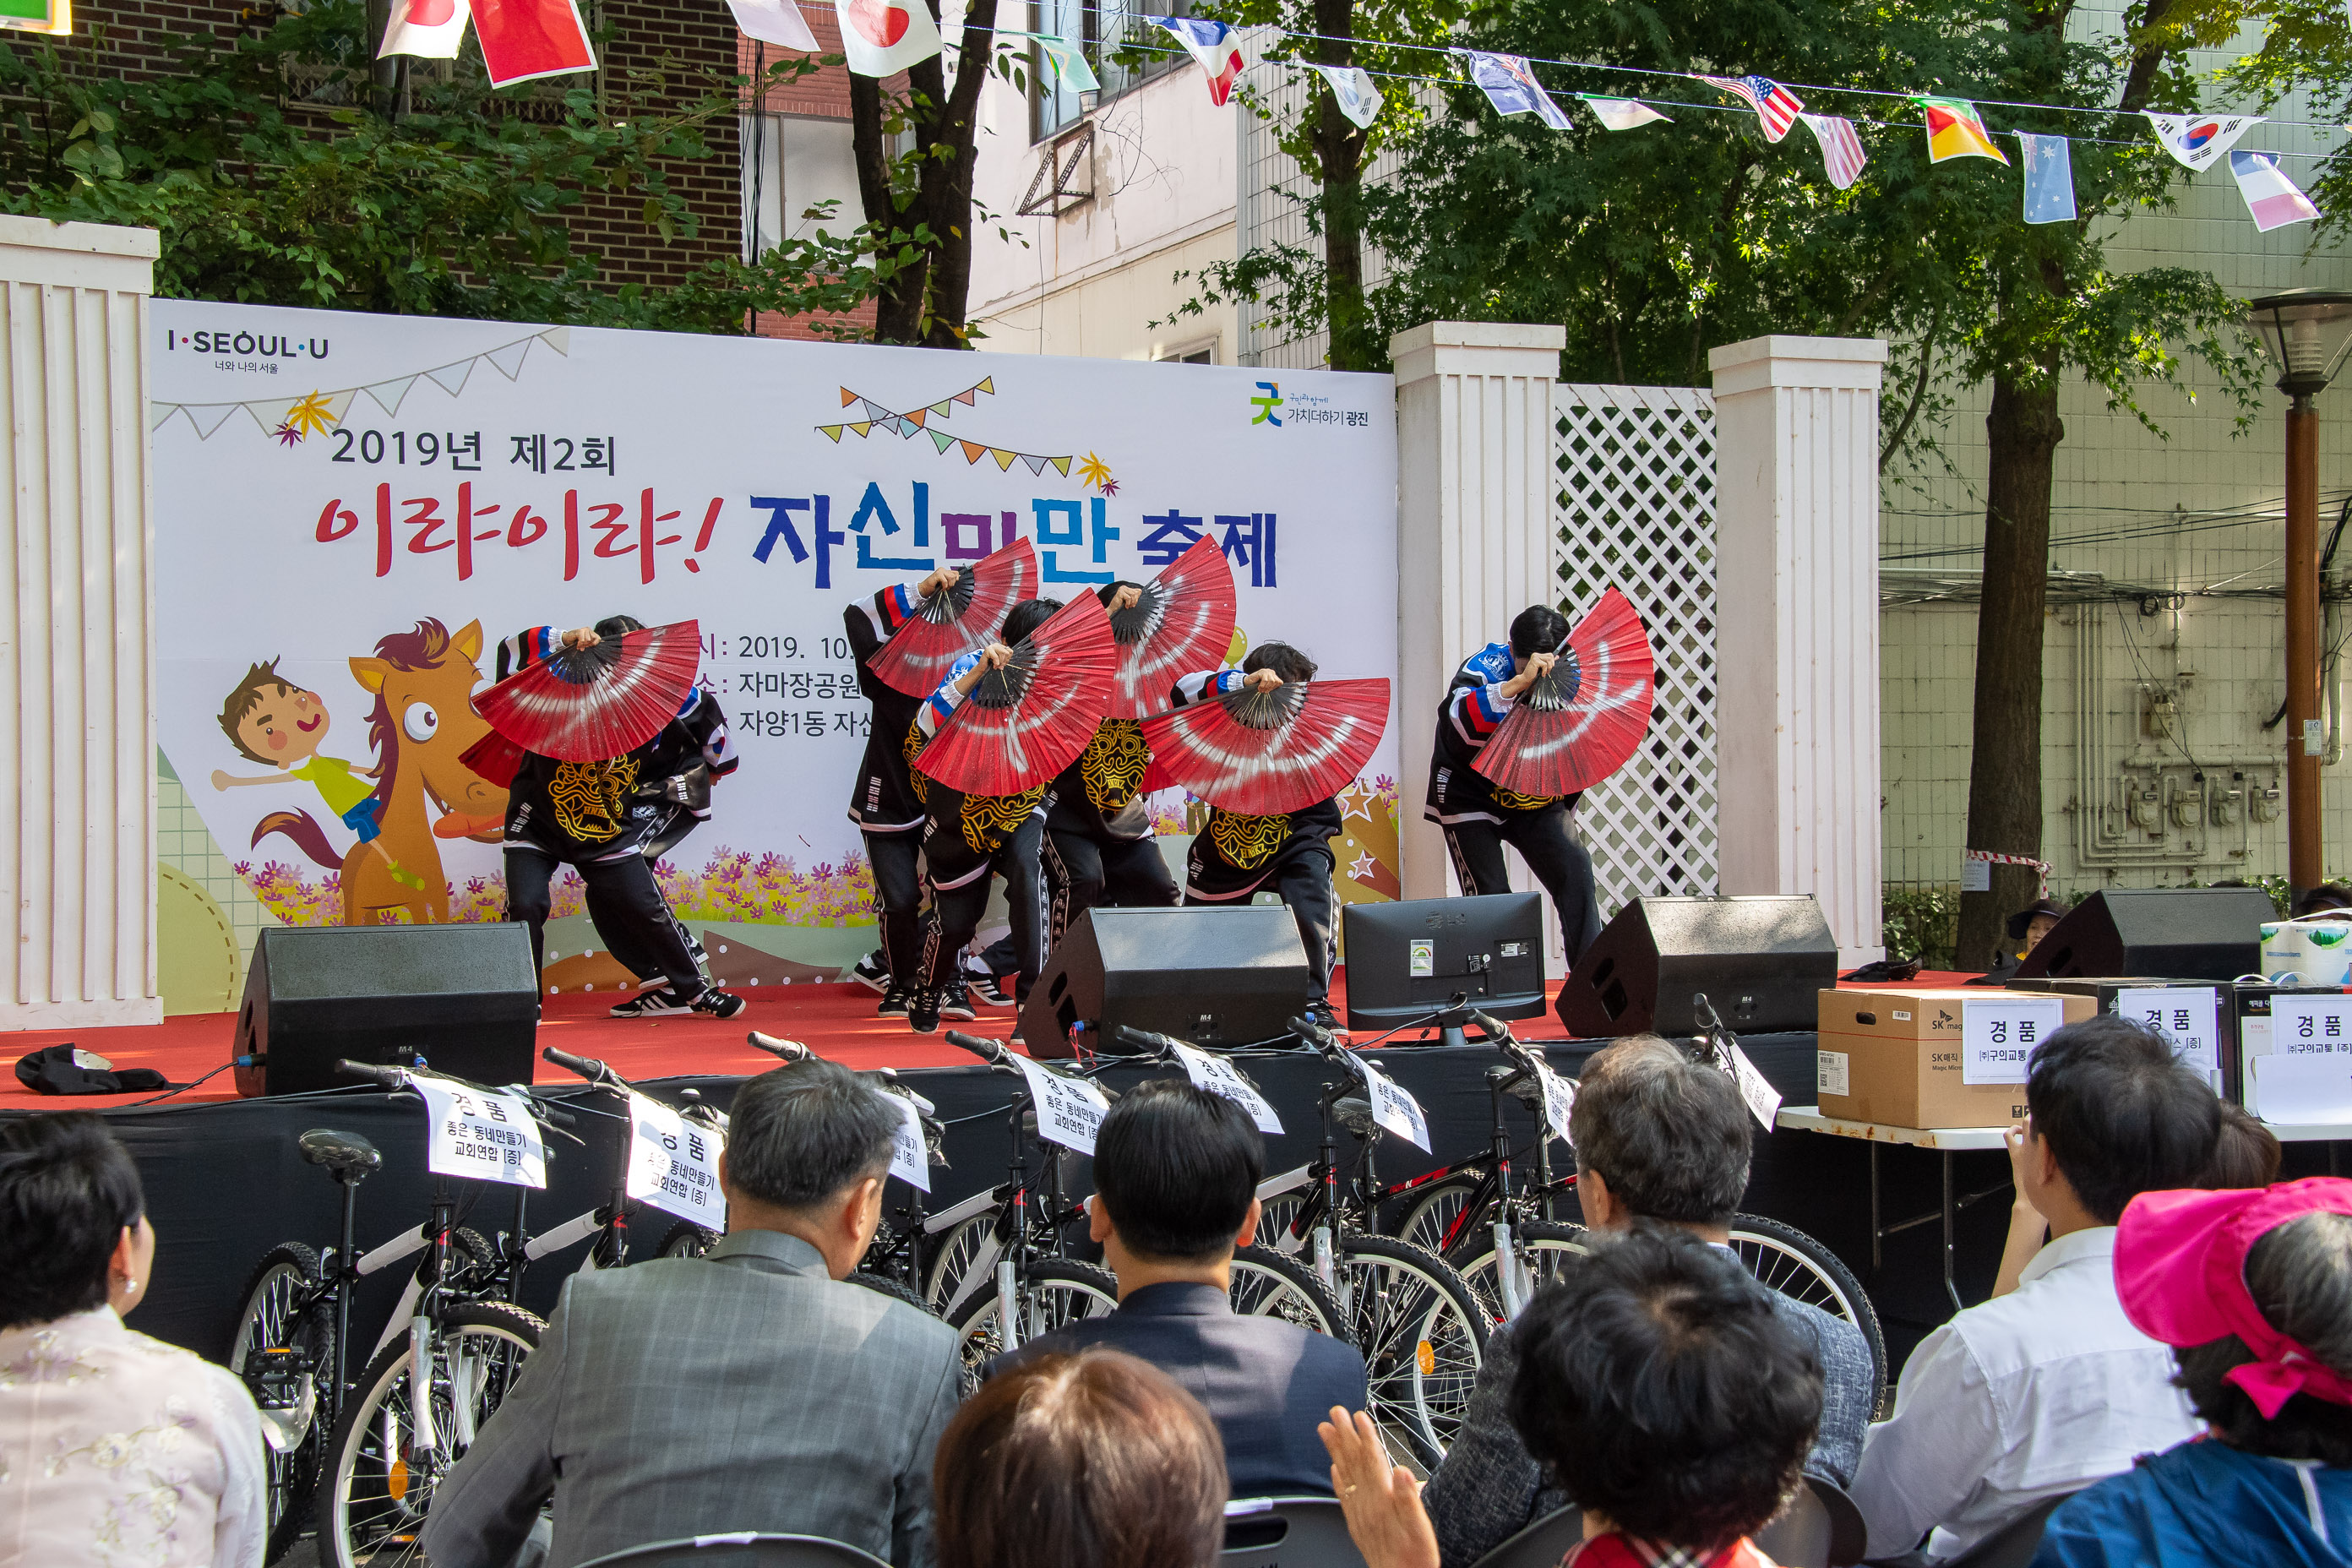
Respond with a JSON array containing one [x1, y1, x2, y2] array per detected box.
[[727, 0, 817, 50], [471, 0, 596, 85], [834, 0, 944, 77], [378, 0, 471, 60]]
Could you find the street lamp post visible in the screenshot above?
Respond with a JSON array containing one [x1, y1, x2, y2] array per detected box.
[[2248, 290, 2352, 896]]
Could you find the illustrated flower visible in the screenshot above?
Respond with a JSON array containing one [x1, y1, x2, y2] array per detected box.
[[1075, 451, 1116, 494], [271, 422, 303, 447]]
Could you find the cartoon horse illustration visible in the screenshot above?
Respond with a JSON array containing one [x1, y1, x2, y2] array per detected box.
[[254, 618, 507, 924]]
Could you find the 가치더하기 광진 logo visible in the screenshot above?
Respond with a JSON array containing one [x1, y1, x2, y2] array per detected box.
[[1249, 380, 1372, 432], [1250, 382, 1284, 426]]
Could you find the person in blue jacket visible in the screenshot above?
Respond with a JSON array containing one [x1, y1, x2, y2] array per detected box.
[[2034, 1178, 2352, 1567]]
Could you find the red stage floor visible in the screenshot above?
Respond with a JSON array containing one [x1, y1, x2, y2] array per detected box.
[[3, 968, 1976, 1113]]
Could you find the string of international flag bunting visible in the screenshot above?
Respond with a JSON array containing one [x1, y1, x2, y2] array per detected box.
[[368, 0, 2338, 234]]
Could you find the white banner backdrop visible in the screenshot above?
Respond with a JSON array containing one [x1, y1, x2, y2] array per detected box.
[[150, 303, 1401, 984]]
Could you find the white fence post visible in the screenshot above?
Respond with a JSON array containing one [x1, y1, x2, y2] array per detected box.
[[0, 217, 161, 1027], [1708, 334, 1887, 966], [1390, 321, 1567, 903]]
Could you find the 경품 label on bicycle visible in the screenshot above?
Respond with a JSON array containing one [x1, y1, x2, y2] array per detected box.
[[414, 1076, 547, 1190], [1014, 1056, 1113, 1156], [625, 1090, 728, 1226]]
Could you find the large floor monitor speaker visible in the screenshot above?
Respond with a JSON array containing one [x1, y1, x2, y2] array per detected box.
[[235, 924, 541, 1097], [2012, 886, 2274, 983], [1020, 906, 1311, 1059], [1554, 895, 1838, 1039]]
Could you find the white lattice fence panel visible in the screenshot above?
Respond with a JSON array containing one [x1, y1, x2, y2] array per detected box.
[[1553, 384, 1720, 913]]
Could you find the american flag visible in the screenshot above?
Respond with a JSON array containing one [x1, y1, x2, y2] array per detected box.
[[1696, 74, 1805, 143], [1799, 112, 1867, 188]]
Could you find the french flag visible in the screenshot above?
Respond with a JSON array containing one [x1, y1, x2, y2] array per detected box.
[[1156, 16, 1244, 106], [2231, 150, 2320, 233]]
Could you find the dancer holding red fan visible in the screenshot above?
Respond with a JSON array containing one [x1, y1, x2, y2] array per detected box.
[[1150, 644, 1389, 1035], [484, 618, 746, 1020], [1042, 541, 1238, 939], [907, 593, 1119, 1035], [1424, 595, 1654, 969]]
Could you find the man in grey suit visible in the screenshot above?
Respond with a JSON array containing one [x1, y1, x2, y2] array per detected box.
[[1420, 1035, 1877, 1568], [422, 1059, 963, 1568]]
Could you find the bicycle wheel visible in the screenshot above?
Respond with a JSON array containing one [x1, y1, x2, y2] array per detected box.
[[923, 1211, 1001, 1314], [657, 1220, 718, 1259], [316, 1298, 544, 1568], [1453, 1219, 1593, 1322], [1392, 1172, 1488, 1260], [1334, 1233, 1486, 1472], [1228, 1244, 1353, 1345], [850, 1269, 937, 1315], [227, 1242, 330, 1565], [1728, 1212, 1888, 1397], [944, 1258, 1119, 1379]]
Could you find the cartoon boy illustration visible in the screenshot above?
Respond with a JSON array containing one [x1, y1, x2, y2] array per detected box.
[[212, 658, 424, 889]]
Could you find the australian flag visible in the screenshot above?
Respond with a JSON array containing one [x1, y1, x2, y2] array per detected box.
[[1697, 74, 1805, 143]]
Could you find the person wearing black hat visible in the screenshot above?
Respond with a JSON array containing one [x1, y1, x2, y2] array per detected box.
[[1982, 897, 2068, 979], [2294, 882, 2352, 921]]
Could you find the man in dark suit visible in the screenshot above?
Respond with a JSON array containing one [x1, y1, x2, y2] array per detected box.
[[994, 1079, 1367, 1500], [422, 1059, 964, 1568], [1420, 1034, 1879, 1568]]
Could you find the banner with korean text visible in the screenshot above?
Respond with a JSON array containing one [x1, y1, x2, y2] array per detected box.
[[148, 303, 1402, 992]]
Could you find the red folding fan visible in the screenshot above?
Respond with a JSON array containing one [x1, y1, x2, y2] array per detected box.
[[868, 537, 1039, 698], [1140, 677, 1391, 815], [914, 593, 1119, 797], [1473, 589, 1654, 798], [473, 620, 701, 763], [1109, 536, 1238, 720]]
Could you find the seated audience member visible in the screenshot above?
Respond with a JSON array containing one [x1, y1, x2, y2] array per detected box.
[[1324, 1223, 1821, 1568], [422, 1059, 963, 1568], [2295, 883, 2352, 921], [994, 1080, 1368, 1497], [1995, 1098, 2281, 1298], [2034, 1178, 2352, 1567], [1849, 1015, 2221, 1561], [1984, 898, 2069, 978], [1419, 1035, 1871, 1568], [2203, 1101, 2283, 1190], [936, 1348, 1228, 1568], [0, 1114, 264, 1568]]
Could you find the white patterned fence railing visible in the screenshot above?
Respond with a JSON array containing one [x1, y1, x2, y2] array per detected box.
[[1553, 384, 1721, 914]]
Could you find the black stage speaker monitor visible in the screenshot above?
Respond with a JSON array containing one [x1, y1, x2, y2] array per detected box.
[[1021, 906, 1311, 1059], [2012, 886, 2273, 983], [1554, 895, 1838, 1039], [235, 923, 541, 1097]]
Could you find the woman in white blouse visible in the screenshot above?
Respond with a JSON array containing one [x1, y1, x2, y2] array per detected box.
[[0, 1112, 264, 1568]]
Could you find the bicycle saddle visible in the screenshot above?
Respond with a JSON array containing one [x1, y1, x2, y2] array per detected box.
[[1335, 1097, 1378, 1137], [297, 1129, 383, 1176]]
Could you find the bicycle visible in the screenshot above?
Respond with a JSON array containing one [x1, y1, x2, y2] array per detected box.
[[224, 1060, 552, 1566], [1210, 1017, 1492, 1470], [1376, 999, 1890, 1396]]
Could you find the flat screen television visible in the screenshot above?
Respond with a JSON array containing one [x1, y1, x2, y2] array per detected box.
[[1342, 892, 1548, 1036]]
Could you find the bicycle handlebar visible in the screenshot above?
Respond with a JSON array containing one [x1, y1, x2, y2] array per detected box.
[[1114, 1024, 1185, 1056], [334, 1059, 408, 1090], [745, 1031, 812, 1063], [541, 1045, 612, 1085], [944, 1030, 1013, 1067]]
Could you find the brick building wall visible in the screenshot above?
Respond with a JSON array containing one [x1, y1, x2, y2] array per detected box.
[[56, 0, 740, 295], [739, 9, 879, 340]]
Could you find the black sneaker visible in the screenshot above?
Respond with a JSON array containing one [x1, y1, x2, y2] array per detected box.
[[690, 988, 746, 1021], [1308, 1001, 1349, 1040], [907, 988, 942, 1033], [877, 984, 913, 1018], [611, 987, 695, 1019], [961, 961, 1015, 1008], [849, 950, 891, 993], [937, 979, 977, 1023]]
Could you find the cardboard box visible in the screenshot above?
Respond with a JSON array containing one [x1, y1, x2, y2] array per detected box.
[[1816, 987, 2096, 1129]]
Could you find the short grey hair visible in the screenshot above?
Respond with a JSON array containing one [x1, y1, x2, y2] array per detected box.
[[726, 1059, 901, 1210], [1565, 1035, 1750, 1228], [2253, 1211, 2352, 1375]]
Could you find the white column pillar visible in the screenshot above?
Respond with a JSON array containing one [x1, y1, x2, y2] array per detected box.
[[1390, 321, 1566, 904], [0, 217, 161, 1027], [1708, 334, 1887, 966]]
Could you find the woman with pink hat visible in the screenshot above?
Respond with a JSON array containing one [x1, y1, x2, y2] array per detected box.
[[2035, 1178, 2352, 1565]]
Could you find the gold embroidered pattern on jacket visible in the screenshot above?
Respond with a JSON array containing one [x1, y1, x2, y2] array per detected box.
[[1209, 809, 1289, 870], [1081, 719, 1150, 814], [549, 758, 638, 842]]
